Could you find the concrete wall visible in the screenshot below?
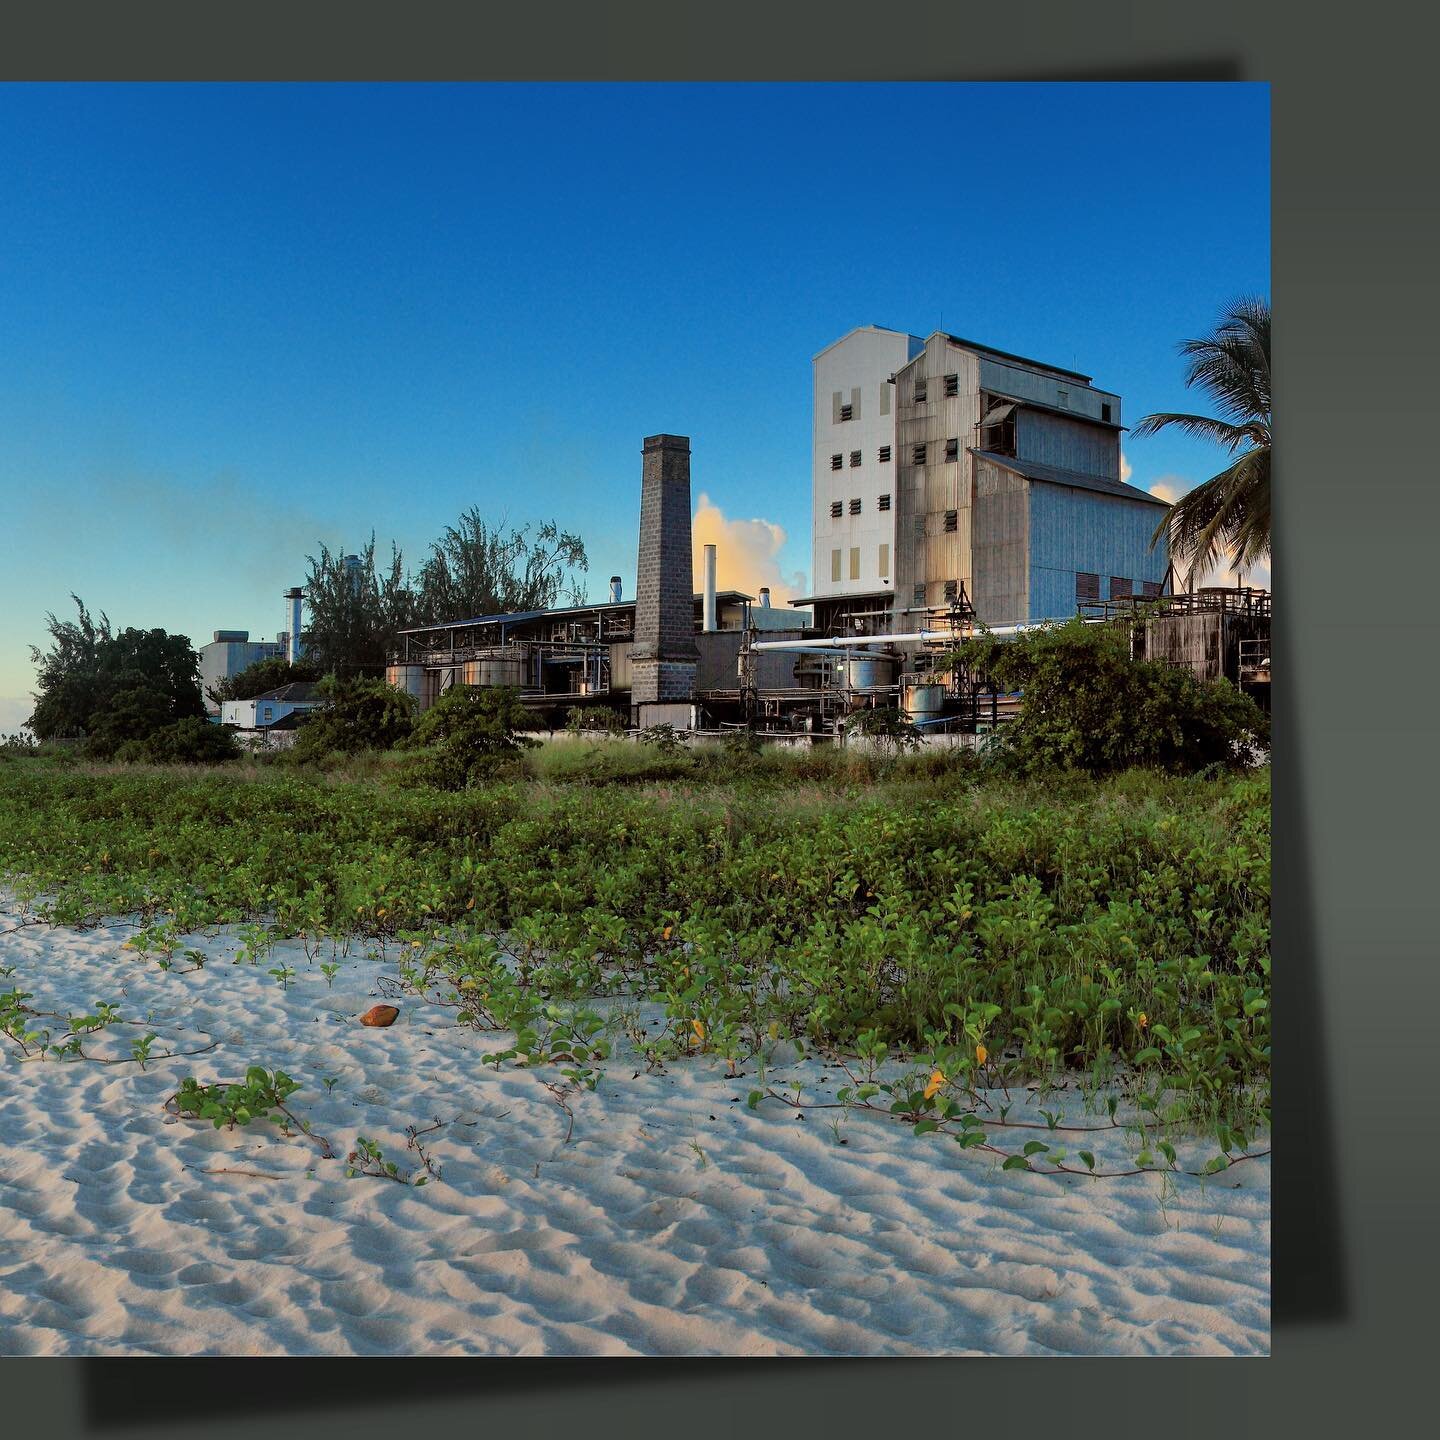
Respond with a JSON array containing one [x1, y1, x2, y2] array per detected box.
[[811, 327, 923, 604]]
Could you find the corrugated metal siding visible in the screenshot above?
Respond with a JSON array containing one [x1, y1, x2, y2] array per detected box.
[[972, 459, 1030, 626], [1027, 483, 1170, 621], [1016, 410, 1120, 478]]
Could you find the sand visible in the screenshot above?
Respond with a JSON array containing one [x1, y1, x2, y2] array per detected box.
[[0, 901, 1269, 1356]]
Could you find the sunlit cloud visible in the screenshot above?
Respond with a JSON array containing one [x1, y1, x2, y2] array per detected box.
[[691, 493, 806, 604]]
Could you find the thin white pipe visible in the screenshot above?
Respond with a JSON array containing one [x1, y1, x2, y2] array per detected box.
[[703, 545, 717, 633], [749, 618, 1103, 653]]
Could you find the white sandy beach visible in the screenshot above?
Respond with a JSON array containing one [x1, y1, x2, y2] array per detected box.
[[0, 902, 1269, 1357]]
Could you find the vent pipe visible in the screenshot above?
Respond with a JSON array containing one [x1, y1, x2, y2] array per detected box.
[[284, 587, 304, 663], [758, 586, 771, 609], [703, 544, 718, 632], [609, 575, 623, 603]]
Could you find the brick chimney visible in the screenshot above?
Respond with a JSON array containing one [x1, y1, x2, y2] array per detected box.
[[632, 434, 697, 707]]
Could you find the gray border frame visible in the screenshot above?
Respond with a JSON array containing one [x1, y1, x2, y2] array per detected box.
[[5, 0, 1438, 1431]]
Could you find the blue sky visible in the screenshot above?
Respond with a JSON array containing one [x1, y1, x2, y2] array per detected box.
[[0, 82, 1269, 729]]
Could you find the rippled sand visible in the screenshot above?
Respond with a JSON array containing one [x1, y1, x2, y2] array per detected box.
[[0, 906, 1269, 1356]]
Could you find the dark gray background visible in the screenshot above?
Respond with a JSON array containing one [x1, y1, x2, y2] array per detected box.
[[5, 0, 1437, 1428]]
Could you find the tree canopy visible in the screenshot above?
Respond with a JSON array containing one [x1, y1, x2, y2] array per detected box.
[[206, 656, 321, 709], [28, 597, 206, 747]]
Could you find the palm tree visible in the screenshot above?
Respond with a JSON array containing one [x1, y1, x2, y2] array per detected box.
[[1135, 296, 1271, 582]]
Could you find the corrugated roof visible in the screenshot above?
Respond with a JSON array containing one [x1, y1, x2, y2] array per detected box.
[[254, 682, 323, 702], [978, 402, 1017, 426], [398, 591, 758, 636], [982, 389, 1124, 430], [969, 450, 1170, 507], [943, 334, 1092, 383]]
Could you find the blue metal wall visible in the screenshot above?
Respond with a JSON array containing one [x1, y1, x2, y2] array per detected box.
[[1027, 483, 1170, 621]]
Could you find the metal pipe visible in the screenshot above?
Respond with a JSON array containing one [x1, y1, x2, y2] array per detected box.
[[750, 618, 1103, 653], [703, 544, 717, 632]]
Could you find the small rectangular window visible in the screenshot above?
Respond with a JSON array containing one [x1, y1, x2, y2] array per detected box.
[[878, 445, 891, 463], [840, 403, 853, 422], [943, 509, 958, 533], [1141, 580, 1162, 598], [829, 500, 843, 519], [830, 453, 843, 471], [914, 378, 928, 403], [945, 437, 959, 462], [849, 450, 862, 468], [1057, 388, 1069, 409], [878, 543, 890, 578], [1109, 576, 1132, 599], [913, 516, 925, 541], [913, 584, 926, 606], [849, 547, 861, 581], [849, 497, 862, 515], [831, 549, 842, 582], [944, 373, 959, 397], [877, 493, 891, 512], [944, 579, 959, 601], [912, 443, 927, 465], [1076, 571, 1100, 603], [1101, 403, 1113, 423]]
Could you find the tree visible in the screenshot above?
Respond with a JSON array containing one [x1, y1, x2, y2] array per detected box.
[[958, 618, 1268, 776], [401, 685, 539, 789], [1134, 296, 1271, 580], [413, 512, 588, 626], [206, 656, 321, 709], [115, 718, 242, 766], [842, 705, 922, 758], [28, 596, 205, 744], [300, 536, 415, 679]]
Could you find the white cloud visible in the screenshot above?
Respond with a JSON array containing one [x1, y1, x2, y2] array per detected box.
[[1120, 451, 1133, 485], [691, 493, 806, 604]]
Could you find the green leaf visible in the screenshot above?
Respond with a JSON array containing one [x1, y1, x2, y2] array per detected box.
[[1022, 1140, 1049, 1156], [1002, 1155, 1031, 1171], [747, 1090, 762, 1110], [1079, 1151, 1096, 1171]]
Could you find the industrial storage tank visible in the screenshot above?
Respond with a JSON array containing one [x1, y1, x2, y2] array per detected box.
[[838, 654, 897, 691], [901, 679, 947, 721], [460, 654, 528, 689], [386, 664, 426, 702]]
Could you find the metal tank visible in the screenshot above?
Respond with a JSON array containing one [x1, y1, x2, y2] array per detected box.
[[838, 654, 897, 691], [386, 664, 426, 703], [901, 679, 947, 721]]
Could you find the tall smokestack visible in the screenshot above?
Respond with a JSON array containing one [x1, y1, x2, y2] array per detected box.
[[632, 434, 697, 709], [284, 587, 304, 663], [609, 576, 623, 604], [703, 544, 717, 632]]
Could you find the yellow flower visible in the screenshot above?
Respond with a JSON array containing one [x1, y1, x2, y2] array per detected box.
[[411, 941, 422, 950], [1138, 1012, 1148, 1029], [662, 925, 673, 941], [923, 1069, 945, 1100], [975, 1044, 988, 1067], [377, 908, 387, 919]]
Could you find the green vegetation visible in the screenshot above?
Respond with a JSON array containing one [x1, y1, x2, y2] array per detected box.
[[288, 676, 418, 763], [953, 618, 1268, 776], [0, 756, 1270, 1144], [205, 656, 321, 709]]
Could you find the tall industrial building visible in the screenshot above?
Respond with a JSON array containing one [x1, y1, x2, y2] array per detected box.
[[801, 326, 1170, 635]]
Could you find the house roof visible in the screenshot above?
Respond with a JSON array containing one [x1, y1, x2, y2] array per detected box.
[[940, 334, 1092, 383], [969, 450, 1170, 507], [253, 682, 324, 703], [981, 388, 1124, 430]]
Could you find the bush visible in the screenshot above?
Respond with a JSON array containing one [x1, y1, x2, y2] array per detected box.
[[290, 677, 417, 763], [565, 705, 627, 736], [960, 618, 1269, 777], [841, 706, 922, 757], [398, 686, 538, 790], [114, 718, 242, 766]]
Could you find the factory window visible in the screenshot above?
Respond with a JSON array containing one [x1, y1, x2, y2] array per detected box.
[[913, 584, 926, 606], [912, 443, 927, 465], [830, 500, 843, 519], [849, 497, 862, 515], [878, 445, 891, 463], [944, 373, 959, 397], [943, 509, 958, 533], [1142, 580, 1162, 598], [830, 453, 843, 471], [913, 515, 926, 541], [1076, 571, 1100, 603], [945, 437, 959, 462], [1057, 388, 1069, 409], [831, 549, 842, 582], [840, 403, 853, 422], [1102, 403, 1113, 423], [878, 543, 890, 578], [849, 547, 861, 581], [877, 493, 891, 511], [944, 579, 959, 601], [914, 377, 928, 403], [849, 450, 862, 468], [1109, 576, 1132, 599]]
